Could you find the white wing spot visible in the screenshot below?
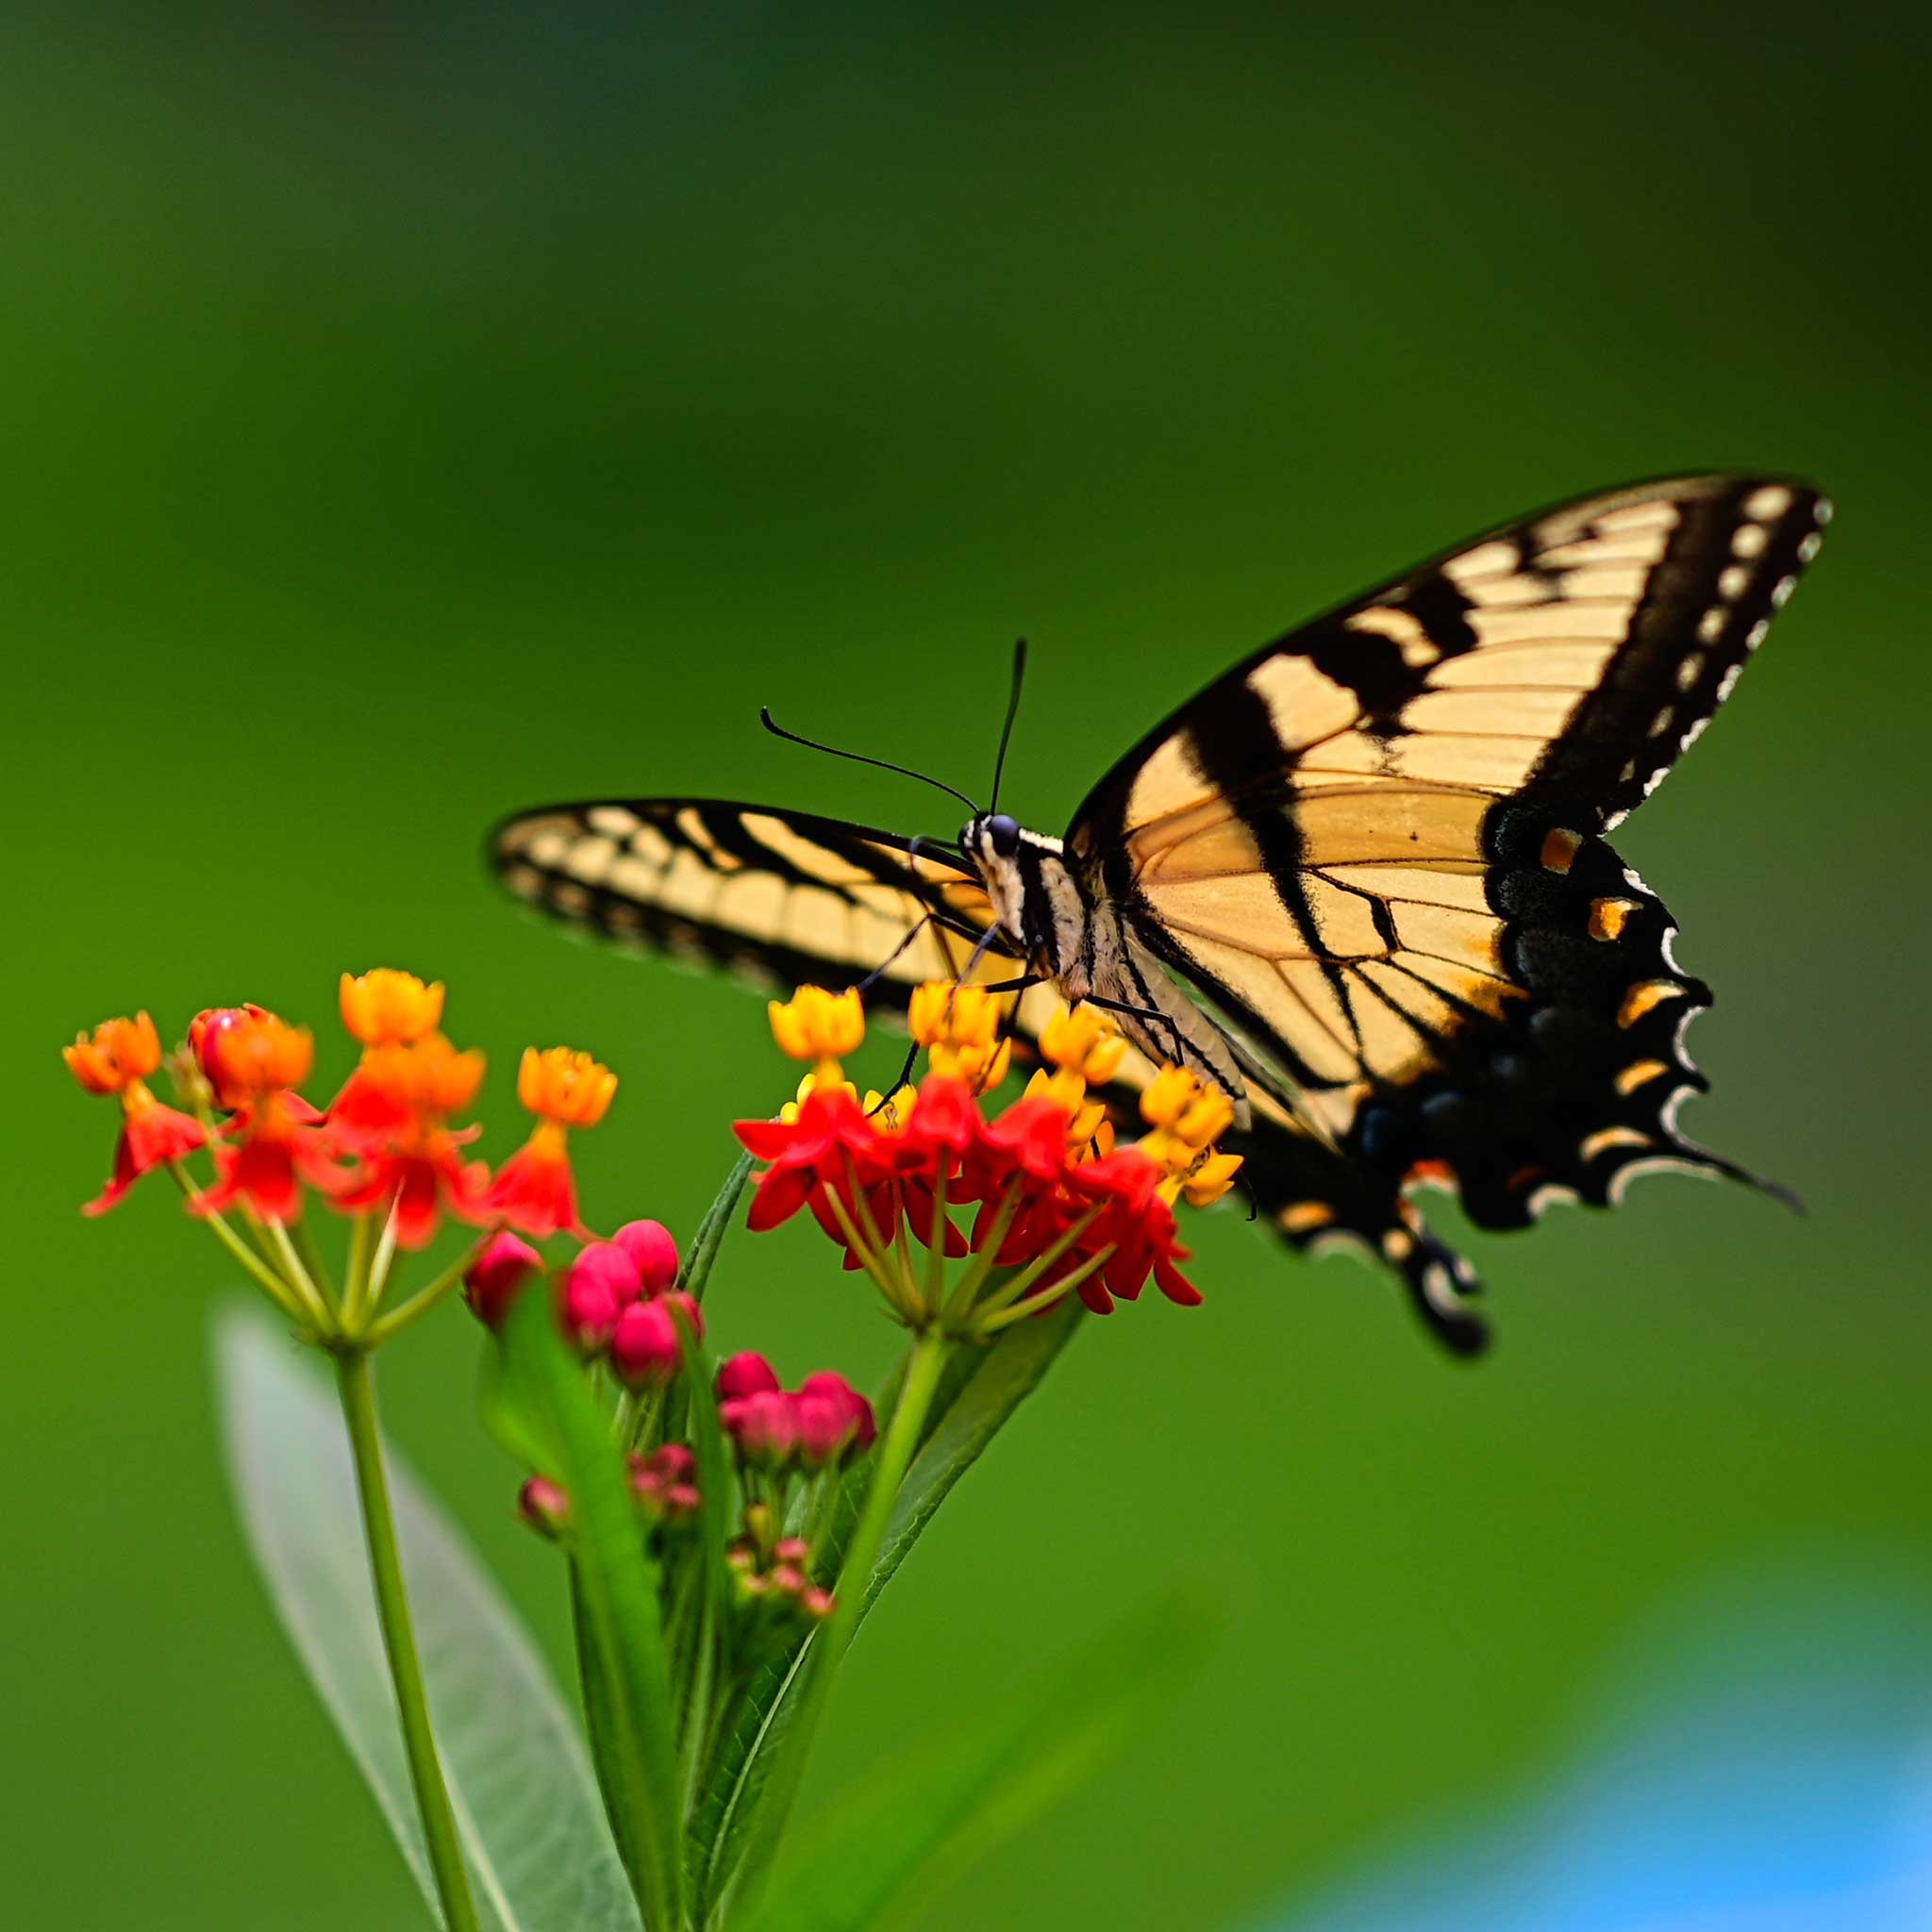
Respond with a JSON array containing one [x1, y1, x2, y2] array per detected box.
[[1746, 619, 1770, 649], [1731, 524, 1769, 558], [1745, 484, 1793, 519], [1696, 607, 1727, 642], [588, 806, 641, 839], [1717, 564, 1750, 600], [1771, 575, 1796, 608], [1797, 532, 1823, 563], [1675, 652, 1704, 691]]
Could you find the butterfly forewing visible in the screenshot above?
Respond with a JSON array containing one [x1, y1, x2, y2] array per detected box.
[[492, 800, 1023, 1002]]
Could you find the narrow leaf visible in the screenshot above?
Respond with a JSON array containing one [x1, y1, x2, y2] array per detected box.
[[678, 1151, 754, 1307], [745, 1592, 1208, 1932], [691, 1300, 1084, 1924], [214, 1305, 641, 1932], [499, 1284, 686, 1932]]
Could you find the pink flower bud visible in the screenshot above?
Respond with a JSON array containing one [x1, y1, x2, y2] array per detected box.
[[610, 1299, 680, 1388], [556, 1242, 635, 1352], [774, 1536, 810, 1564], [517, 1474, 571, 1539], [628, 1443, 700, 1523], [716, 1350, 781, 1401], [801, 1586, 836, 1621], [463, 1230, 541, 1331], [720, 1389, 798, 1467], [795, 1370, 876, 1463], [612, 1218, 680, 1294], [770, 1563, 808, 1595], [645, 1442, 695, 1486]]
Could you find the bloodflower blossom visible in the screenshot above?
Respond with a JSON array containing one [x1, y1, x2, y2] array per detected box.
[[64, 1012, 208, 1215], [329, 1031, 491, 1248], [338, 968, 445, 1049], [187, 1011, 341, 1224], [483, 1046, 617, 1239], [734, 981, 1242, 1330]]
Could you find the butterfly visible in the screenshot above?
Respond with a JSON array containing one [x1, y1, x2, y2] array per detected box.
[[491, 475, 1828, 1354]]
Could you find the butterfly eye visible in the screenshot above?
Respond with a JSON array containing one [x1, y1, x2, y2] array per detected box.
[[985, 813, 1021, 858]]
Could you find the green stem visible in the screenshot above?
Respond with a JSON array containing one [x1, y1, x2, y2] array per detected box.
[[166, 1160, 310, 1326], [333, 1348, 480, 1932], [731, 1325, 952, 1919], [363, 1243, 477, 1349], [267, 1218, 335, 1332]]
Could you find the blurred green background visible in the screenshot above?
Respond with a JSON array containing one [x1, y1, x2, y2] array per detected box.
[[8, 6, 1930, 1927]]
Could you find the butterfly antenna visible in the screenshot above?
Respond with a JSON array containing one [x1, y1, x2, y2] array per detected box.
[[759, 708, 981, 814], [989, 638, 1027, 814]]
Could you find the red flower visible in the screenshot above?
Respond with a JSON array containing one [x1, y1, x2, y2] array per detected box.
[[326, 1033, 490, 1248], [735, 1083, 880, 1233], [65, 1013, 210, 1215], [483, 1047, 617, 1239], [186, 1013, 340, 1224]]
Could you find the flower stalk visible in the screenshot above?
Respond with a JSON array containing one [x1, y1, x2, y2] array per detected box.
[[334, 1344, 481, 1932]]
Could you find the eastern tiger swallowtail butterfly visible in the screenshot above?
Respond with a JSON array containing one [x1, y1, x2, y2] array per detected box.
[[491, 474, 1828, 1354]]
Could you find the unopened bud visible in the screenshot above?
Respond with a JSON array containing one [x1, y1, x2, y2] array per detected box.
[[801, 1586, 836, 1621], [721, 1389, 798, 1468], [716, 1350, 780, 1401], [628, 1443, 701, 1523], [795, 1370, 876, 1465], [612, 1219, 679, 1294], [610, 1299, 679, 1388], [464, 1230, 541, 1331], [556, 1241, 637, 1351], [770, 1563, 808, 1595], [517, 1474, 571, 1539]]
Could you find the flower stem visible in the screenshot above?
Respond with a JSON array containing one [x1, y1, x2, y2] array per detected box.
[[363, 1244, 476, 1349], [166, 1160, 311, 1327], [732, 1325, 951, 1917], [333, 1347, 480, 1932]]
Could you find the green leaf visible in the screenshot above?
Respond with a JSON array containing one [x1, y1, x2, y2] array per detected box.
[[691, 1299, 1084, 1925], [213, 1305, 641, 1932], [743, 1591, 1209, 1932], [678, 1150, 754, 1307], [498, 1284, 685, 1931]]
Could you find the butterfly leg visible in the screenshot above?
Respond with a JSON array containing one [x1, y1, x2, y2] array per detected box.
[[857, 911, 937, 994], [1078, 992, 1188, 1067]]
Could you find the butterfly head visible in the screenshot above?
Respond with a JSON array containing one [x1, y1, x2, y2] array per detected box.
[[961, 811, 1022, 862]]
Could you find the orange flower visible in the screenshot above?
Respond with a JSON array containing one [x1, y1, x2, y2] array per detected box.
[[188, 1012, 338, 1224], [195, 1009, 316, 1111], [484, 1046, 618, 1238], [517, 1046, 618, 1127], [65, 1013, 207, 1215], [330, 1033, 486, 1151], [330, 1033, 490, 1248], [339, 969, 445, 1048], [63, 1012, 162, 1095]]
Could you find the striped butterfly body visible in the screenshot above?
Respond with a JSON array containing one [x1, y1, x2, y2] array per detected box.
[[493, 475, 1828, 1353]]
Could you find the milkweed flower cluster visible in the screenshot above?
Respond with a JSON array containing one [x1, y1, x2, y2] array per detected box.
[[733, 981, 1243, 1332], [60, 970, 625, 1341]]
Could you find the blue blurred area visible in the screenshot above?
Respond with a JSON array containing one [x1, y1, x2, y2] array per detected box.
[[1269, 1572, 1932, 1931]]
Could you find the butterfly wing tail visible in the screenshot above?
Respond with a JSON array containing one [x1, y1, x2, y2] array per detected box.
[[1234, 1112, 1491, 1357]]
